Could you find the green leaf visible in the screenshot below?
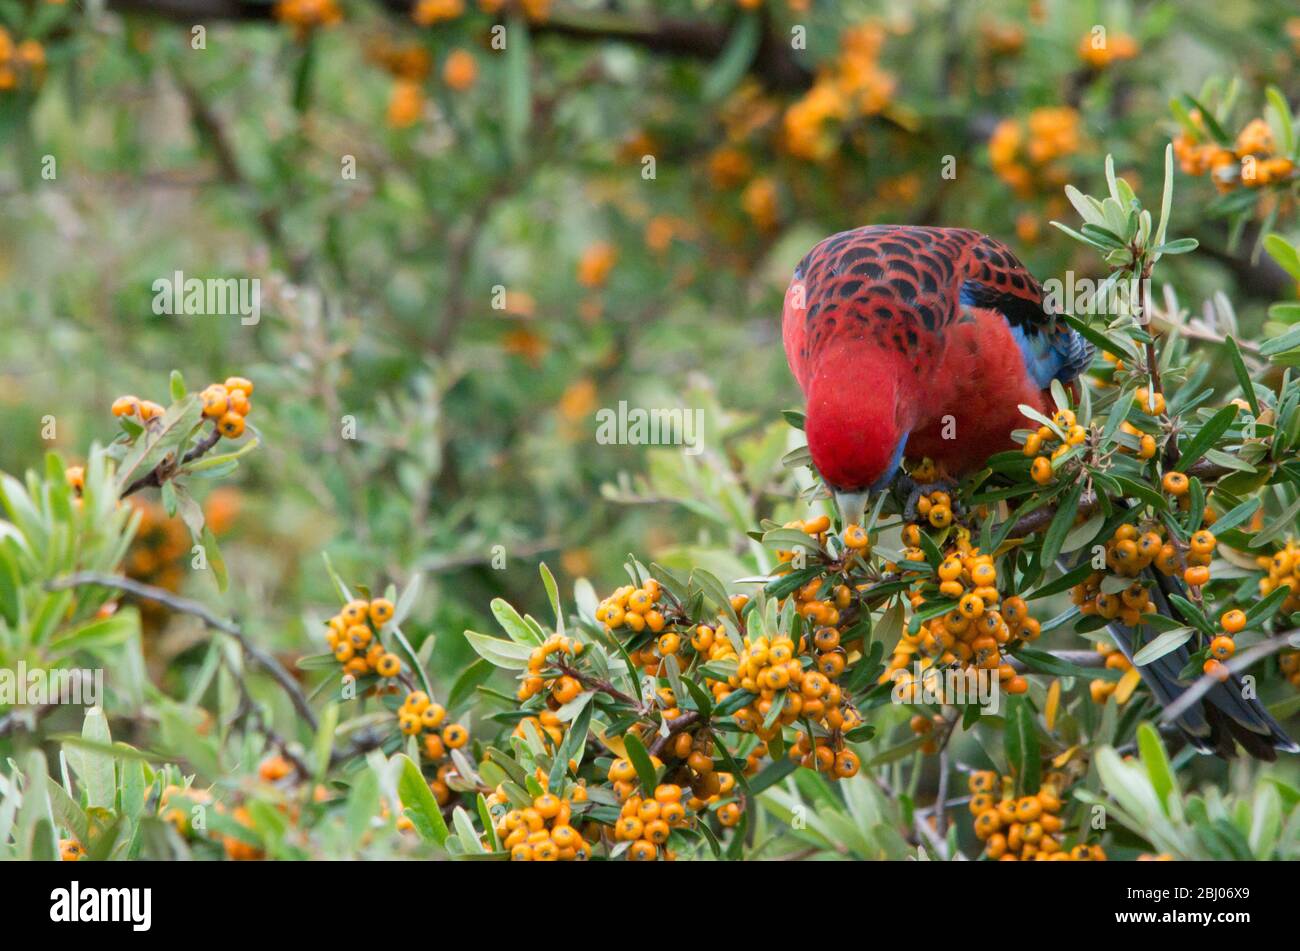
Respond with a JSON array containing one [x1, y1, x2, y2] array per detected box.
[[1265, 85, 1296, 160], [1041, 482, 1084, 566], [1260, 323, 1300, 357], [702, 14, 761, 103], [621, 731, 659, 793], [0, 542, 20, 628], [490, 598, 543, 645], [548, 697, 593, 790], [313, 702, 338, 782], [1132, 627, 1194, 666], [502, 16, 531, 163], [1154, 144, 1174, 247], [1264, 233, 1300, 282], [1013, 645, 1121, 680], [1004, 696, 1040, 795], [1182, 94, 1230, 145], [49, 610, 138, 658], [539, 562, 564, 637], [1175, 403, 1238, 471], [448, 657, 495, 712], [1136, 722, 1178, 814], [70, 708, 116, 811], [391, 572, 422, 628], [201, 526, 227, 593], [114, 396, 203, 494], [1225, 336, 1260, 416], [452, 806, 485, 854], [396, 754, 449, 846], [463, 630, 534, 669]]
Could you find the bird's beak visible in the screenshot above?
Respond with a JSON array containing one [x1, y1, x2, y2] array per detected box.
[[834, 489, 870, 528]]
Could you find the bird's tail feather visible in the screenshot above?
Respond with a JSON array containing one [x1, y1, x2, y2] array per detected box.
[[1056, 553, 1296, 759], [1102, 565, 1297, 759]]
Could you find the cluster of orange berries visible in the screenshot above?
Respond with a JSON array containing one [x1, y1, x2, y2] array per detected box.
[[1174, 114, 1295, 190], [1281, 651, 1300, 689], [595, 577, 674, 660], [396, 690, 469, 800], [882, 532, 1037, 698], [368, 37, 428, 128], [199, 377, 254, 439], [413, 0, 550, 26], [273, 0, 343, 37], [511, 632, 596, 756], [221, 805, 264, 860], [158, 782, 266, 859], [1072, 573, 1152, 625], [1258, 541, 1300, 616], [783, 23, 895, 162], [324, 597, 404, 679], [1200, 608, 1250, 682], [489, 784, 591, 861], [612, 783, 701, 861], [0, 28, 45, 91], [1076, 31, 1139, 69], [969, 770, 1104, 861], [512, 707, 567, 747], [911, 489, 959, 530], [1023, 408, 1089, 485], [123, 499, 188, 595], [1088, 640, 1136, 704], [159, 783, 213, 838], [724, 622, 864, 777], [607, 747, 742, 839], [989, 107, 1081, 197]]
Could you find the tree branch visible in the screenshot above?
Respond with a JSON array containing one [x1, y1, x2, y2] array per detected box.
[[47, 572, 318, 730]]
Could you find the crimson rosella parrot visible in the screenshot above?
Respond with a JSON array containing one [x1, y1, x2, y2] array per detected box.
[[783, 224, 1296, 759]]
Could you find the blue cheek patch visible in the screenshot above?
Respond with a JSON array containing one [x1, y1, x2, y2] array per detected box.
[[869, 431, 909, 492]]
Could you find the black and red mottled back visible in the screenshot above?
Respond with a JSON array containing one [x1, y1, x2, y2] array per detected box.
[[783, 225, 1052, 391]]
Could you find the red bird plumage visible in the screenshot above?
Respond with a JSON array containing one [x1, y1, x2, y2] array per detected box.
[[783, 225, 1081, 494]]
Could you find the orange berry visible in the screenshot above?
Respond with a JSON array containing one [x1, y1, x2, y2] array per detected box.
[[1162, 471, 1189, 496], [218, 412, 246, 438], [201, 385, 230, 419], [1220, 609, 1246, 634], [224, 376, 254, 396], [369, 598, 395, 626], [112, 395, 141, 418]]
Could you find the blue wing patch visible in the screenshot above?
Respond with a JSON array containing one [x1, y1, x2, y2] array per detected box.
[[959, 282, 1094, 389]]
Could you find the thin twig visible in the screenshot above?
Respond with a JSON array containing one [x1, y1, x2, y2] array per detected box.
[[47, 573, 318, 730], [222, 654, 314, 778], [648, 710, 702, 758], [121, 424, 223, 498]]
